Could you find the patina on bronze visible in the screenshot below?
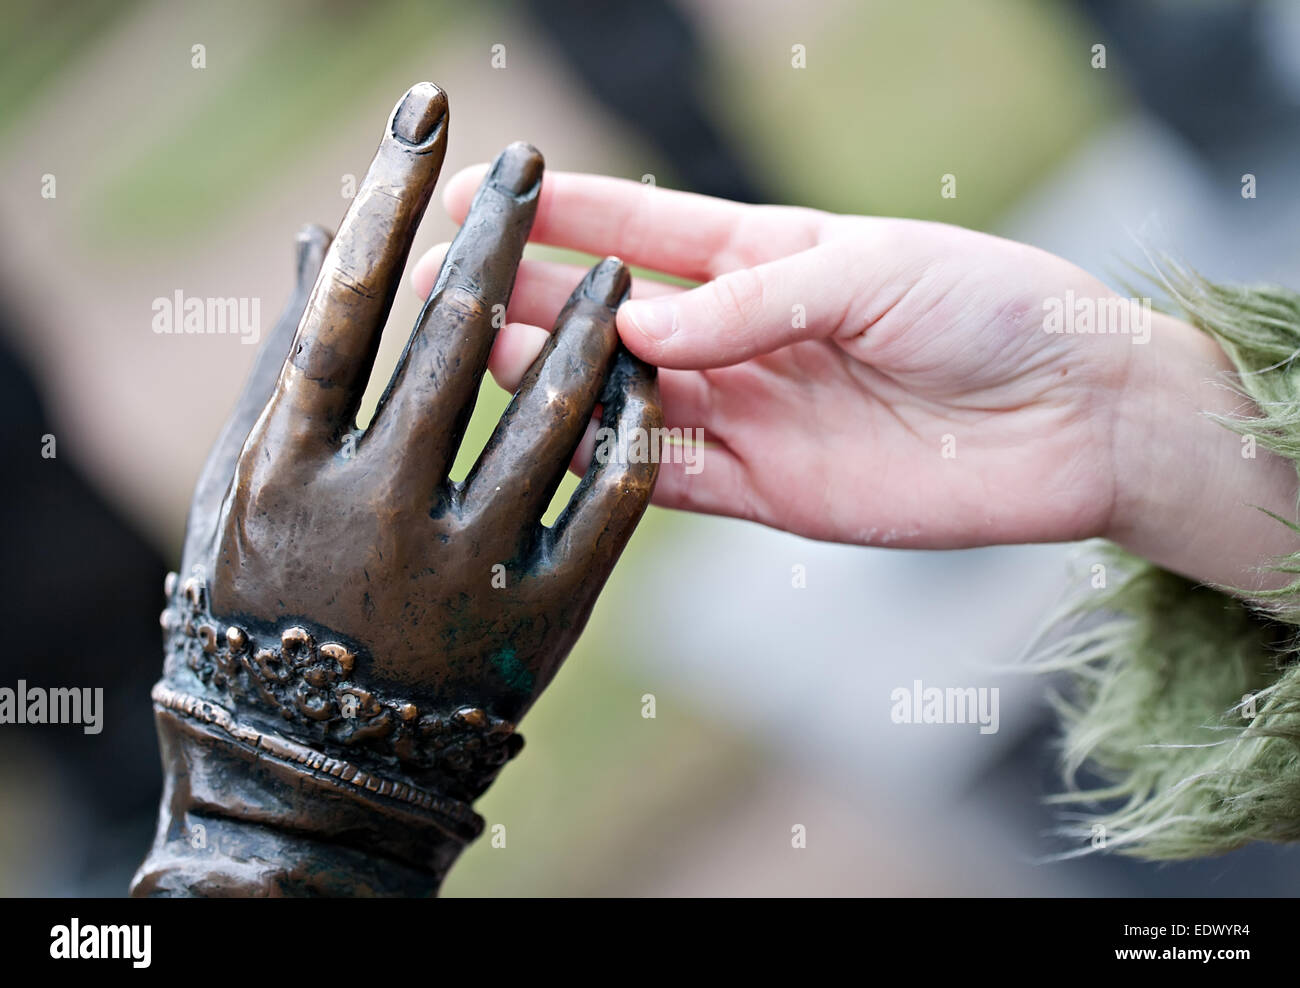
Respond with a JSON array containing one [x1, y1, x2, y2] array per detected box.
[[132, 82, 662, 896]]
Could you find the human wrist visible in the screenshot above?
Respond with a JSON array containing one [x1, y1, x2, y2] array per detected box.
[[1106, 310, 1300, 593]]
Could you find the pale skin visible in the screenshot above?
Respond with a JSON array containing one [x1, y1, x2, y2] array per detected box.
[[412, 170, 1300, 595]]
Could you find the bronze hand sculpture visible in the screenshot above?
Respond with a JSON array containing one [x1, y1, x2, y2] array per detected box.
[[132, 83, 662, 896]]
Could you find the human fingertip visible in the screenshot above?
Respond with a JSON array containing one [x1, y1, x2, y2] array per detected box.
[[412, 241, 452, 298], [489, 322, 548, 392], [442, 164, 489, 219], [619, 299, 678, 345]]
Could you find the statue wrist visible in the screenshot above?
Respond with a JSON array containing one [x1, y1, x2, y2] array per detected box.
[[133, 572, 525, 896]]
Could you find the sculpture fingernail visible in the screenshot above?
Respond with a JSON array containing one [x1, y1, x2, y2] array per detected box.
[[585, 257, 631, 307], [392, 82, 448, 145], [489, 142, 543, 196]]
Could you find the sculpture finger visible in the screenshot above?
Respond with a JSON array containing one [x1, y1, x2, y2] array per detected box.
[[411, 248, 681, 328], [545, 347, 662, 577], [259, 82, 449, 454], [462, 257, 627, 524], [182, 224, 330, 568], [363, 141, 542, 491]]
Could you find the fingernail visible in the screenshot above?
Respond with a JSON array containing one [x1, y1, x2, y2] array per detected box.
[[392, 82, 448, 144], [489, 141, 543, 196], [622, 300, 678, 343], [585, 257, 631, 306]]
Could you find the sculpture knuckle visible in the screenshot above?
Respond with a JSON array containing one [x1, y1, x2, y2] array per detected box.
[[440, 284, 488, 323], [327, 265, 379, 301], [605, 466, 653, 501], [593, 470, 626, 499], [539, 390, 576, 426], [243, 479, 287, 520], [632, 397, 664, 432]]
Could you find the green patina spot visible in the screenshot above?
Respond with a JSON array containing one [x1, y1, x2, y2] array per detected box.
[[491, 648, 533, 695]]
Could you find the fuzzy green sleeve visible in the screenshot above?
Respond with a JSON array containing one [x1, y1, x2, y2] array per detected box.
[[1039, 267, 1300, 859]]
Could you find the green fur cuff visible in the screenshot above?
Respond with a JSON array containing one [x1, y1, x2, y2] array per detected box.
[[1037, 266, 1300, 859]]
